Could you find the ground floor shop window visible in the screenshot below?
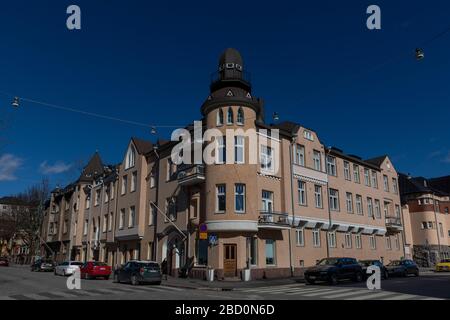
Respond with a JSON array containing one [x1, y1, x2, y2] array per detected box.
[[196, 239, 208, 266], [265, 239, 276, 266]]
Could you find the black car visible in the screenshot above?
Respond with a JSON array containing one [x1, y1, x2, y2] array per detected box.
[[113, 260, 162, 285], [304, 257, 363, 285], [359, 260, 389, 280], [31, 259, 55, 272], [386, 260, 419, 277]]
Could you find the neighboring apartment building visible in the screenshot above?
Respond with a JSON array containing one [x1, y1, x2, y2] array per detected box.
[[41, 48, 405, 279], [399, 174, 450, 266]]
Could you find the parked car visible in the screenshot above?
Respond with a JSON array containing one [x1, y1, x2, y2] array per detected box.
[[31, 259, 55, 272], [80, 261, 112, 280], [359, 260, 389, 280], [54, 261, 84, 276], [386, 260, 419, 277], [0, 257, 9, 267], [304, 257, 363, 285], [113, 260, 161, 285], [435, 259, 450, 272]]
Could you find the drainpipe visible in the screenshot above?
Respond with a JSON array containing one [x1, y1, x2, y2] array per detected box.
[[398, 178, 407, 259], [288, 135, 297, 277], [152, 146, 161, 262], [325, 147, 332, 259]]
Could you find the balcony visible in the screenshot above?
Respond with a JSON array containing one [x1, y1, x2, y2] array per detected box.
[[177, 165, 205, 186], [258, 211, 291, 230], [385, 216, 403, 232]]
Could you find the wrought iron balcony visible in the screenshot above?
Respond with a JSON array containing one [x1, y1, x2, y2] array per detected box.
[[385, 216, 403, 232], [258, 211, 291, 229], [177, 165, 205, 186]]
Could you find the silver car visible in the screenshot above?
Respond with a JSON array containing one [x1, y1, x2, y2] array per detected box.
[[54, 261, 84, 276]]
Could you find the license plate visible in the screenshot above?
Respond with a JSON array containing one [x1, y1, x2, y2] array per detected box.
[[100, 268, 106, 271]]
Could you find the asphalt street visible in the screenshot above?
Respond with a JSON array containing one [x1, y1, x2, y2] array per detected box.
[[0, 266, 449, 300]]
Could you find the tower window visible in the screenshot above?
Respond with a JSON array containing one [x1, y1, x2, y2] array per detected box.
[[237, 107, 244, 125], [217, 109, 224, 126], [227, 107, 234, 124]]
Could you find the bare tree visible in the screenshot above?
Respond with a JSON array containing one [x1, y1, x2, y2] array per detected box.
[[13, 178, 50, 262]]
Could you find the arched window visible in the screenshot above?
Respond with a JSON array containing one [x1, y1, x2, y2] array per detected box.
[[227, 107, 234, 124], [217, 109, 224, 126], [125, 145, 136, 169], [237, 107, 244, 125]]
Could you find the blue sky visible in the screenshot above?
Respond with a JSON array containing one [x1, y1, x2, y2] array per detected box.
[[1, 0, 450, 195]]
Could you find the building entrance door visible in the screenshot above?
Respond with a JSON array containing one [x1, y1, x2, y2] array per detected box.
[[223, 244, 237, 278]]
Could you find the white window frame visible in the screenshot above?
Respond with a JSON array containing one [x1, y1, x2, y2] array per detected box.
[[356, 195, 363, 215], [298, 180, 307, 206], [355, 234, 362, 249], [328, 231, 336, 248], [312, 229, 321, 248], [234, 136, 245, 164], [125, 145, 136, 169], [313, 150, 321, 171], [329, 189, 339, 211], [326, 156, 337, 176], [216, 136, 226, 164], [260, 145, 274, 172], [345, 233, 352, 249], [234, 184, 246, 213], [344, 161, 351, 180], [216, 184, 226, 213], [295, 144, 305, 166], [346, 192, 353, 213], [128, 206, 136, 228], [296, 228, 305, 247], [131, 171, 137, 192], [353, 164, 360, 183], [314, 185, 322, 208], [119, 209, 125, 229]]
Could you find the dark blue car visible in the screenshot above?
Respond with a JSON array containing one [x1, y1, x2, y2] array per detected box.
[[304, 257, 363, 285]]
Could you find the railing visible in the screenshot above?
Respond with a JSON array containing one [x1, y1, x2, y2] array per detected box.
[[258, 211, 291, 228], [385, 216, 402, 227], [177, 165, 205, 185]]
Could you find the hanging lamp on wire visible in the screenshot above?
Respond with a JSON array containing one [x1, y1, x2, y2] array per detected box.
[[415, 48, 425, 61], [11, 97, 20, 108]]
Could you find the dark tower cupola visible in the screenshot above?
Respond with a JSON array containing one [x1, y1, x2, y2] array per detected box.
[[201, 48, 264, 121]]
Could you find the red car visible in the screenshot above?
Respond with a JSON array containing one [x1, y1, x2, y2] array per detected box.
[[80, 261, 112, 280], [0, 257, 9, 267]]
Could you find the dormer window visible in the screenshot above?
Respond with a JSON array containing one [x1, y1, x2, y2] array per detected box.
[[125, 145, 136, 169], [217, 109, 224, 126], [303, 130, 314, 141], [237, 107, 244, 125], [227, 107, 234, 124]]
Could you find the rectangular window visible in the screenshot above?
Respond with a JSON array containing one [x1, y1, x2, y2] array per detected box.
[[95, 189, 100, 206], [119, 209, 125, 229], [303, 130, 314, 141], [384, 201, 390, 217], [234, 136, 244, 164], [353, 164, 360, 183], [344, 161, 351, 180], [371, 171, 378, 188], [217, 136, 226, 164], [103, 214, 108, 233], [108, 212, 113, 231], [235, 184, 246, 213], [345, 233, 352, 249], [295, 144, 305, 166], [364, 168, 370, 187], [439, 223, 444, 237], [355, 234, 362, 249], [149, 205, 156, 226], [265, 240, 276, 265], [367, 198, 373, 217], [83, 219, 88, 235], [216, 184, 226, 213], [329, 189, 339, 211], [395, 234, 400, 250], [313, 150, 321, 171], [314, 185, 322, 208], [296, 229, 305, 246], [121, 175, 127, 195], [346, 192, 353, 213], [374, 200, 381, 219], [260, 145, 273, 172], [386, 236, 392, 250], [262, 190, 274, 212], [328, 232, 336, 248], [395, 205, 401, 218], [383, 175, 389, 192], [128, 206, 136, 228], [312, 229, 321, 247], [131, 171, 137, 192], [356, 195, 363, 215], [369, 235, 377, 250], [298, 180, 307, 205], [150, 172, 156, 188], [392, 178, 398, 194], [85, 196, 90, 209], [326, 156, 337, 176]]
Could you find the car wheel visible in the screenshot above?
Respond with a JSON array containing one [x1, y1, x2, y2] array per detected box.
[[154, 281, 161, 285], [306, 279, 315, 285], [329, 274, 338, 285], [131, 275, 139, 286], [354, 272, 363, 283], [113, 274, 119, 283], [105, 276, 110, 281], [414, 270, 419, 277], [383, 271, 389, 280], [54, 270, 57, 275]]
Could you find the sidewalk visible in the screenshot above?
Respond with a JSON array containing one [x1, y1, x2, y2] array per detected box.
[[162, 276, 305, 291]]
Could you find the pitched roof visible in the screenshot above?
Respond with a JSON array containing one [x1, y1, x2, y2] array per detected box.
[[79, 152, 104, 182], [365, 155, 388, 167], [131, 137, 153, 155], [429, 175, 450, 195], [398, 173, 448, 197]]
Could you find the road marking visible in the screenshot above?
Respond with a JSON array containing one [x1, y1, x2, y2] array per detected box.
[[285, 287, 335, 295], [348, 291, 397, 300], [159, 285, 184, 291], [382, 294, 417, 300], [321, 290, 369, 299], [301, 288, 350, 297], [242, 284, 302, 292]]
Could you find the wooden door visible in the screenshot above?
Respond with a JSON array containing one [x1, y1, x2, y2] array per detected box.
[[223, 244, 237, 278]]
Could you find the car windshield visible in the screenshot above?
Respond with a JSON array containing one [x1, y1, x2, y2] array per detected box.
[[359, 260, 373, 266], [387, 260, 402, 266], [317, 258, 340, 266], [70, 262, 84, 266]]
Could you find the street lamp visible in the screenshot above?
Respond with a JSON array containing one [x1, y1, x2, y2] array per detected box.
[[12, 97, 20, 108]]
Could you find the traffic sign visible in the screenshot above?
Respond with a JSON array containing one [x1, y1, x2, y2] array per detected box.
[[199, 232, 208, 240], [199, 223, 207, 232]]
